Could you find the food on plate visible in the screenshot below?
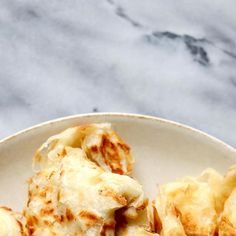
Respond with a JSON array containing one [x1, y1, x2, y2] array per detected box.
[[151, 166, 236, 236], [0, 123, 236, 235], [34, 123, 133, 175], [0, 207, 26, 236], [152, 188, 186, 236], [198, 166, 236, 214], [24, 145, 145, 235], [117, 225, 158, 236], [218, 188, 236, 235], [152, 177, 217, 236], [116, 204, 157, 236]]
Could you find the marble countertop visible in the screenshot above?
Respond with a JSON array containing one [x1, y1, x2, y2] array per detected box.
[[0, 0, 235, 147]]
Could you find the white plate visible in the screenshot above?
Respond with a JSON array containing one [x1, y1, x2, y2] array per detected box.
[[0, 113, 235, 211]]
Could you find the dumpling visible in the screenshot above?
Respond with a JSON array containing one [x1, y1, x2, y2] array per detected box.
[[152, 187, 186, 236], [24, 147, 146, 235], [156, 177, 217, 235], [218, 188, 236, 235], [0, 206, 27, 236], [34, 123, 133, 175]]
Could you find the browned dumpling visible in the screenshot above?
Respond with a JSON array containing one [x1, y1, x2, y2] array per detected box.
[[24, 147, 145, 236], [218, 188, 236, 235], [34, 123, 133, 175], [0, 207, 27, 236]]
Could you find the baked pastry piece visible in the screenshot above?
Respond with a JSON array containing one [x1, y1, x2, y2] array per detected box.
[[34, 123, 133, 175], [116, 204, 159, 236], [198, 166, 236, 214], [117, 225, 159, 236], [152, 187, 186, 236], [24, 145, 145, 235], [153, 177, 217, 236], [5, 123, 236, 235], [218, 188, 236, 235], [0, 206, 27, 236]]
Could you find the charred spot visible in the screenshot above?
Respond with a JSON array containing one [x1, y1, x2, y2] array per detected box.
[[0, 206, 12, 212], [100, 134, 116, 156], [136, 198, 149, 211], [79, 210, 101, 227], [27, 227, 34, 236], [152, 205, 162, 234], [57, 190, 61, 201], [46, 200, 52, 204], [66, 208, 75, 221], [100, 134, 123, 174], [26, 215, 38, 234], [172, 205, 181, 217], [15, 219, 24, 234], [112, 168, 124, 175], [28, 189, 32, 199], [117, 142, 130, 154], [115, 207, 128, 230], [26, 198, 31, 207], [91, 145, 99, 152], [43, 219, 52, 226], [99, 187, 127, 206], [100, 221, 116, 236], [54, 214, 64, 223], [61, 148, 67, 157], [40, 208, 54, 215]]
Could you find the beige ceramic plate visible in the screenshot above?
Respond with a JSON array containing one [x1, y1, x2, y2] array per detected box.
[[0, 113, 235, 212]]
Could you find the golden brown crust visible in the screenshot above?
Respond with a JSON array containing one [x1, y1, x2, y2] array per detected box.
[[100, 221, 116, 236], [218, 217, 236, 236], [99, 187, 128, 206], [24, 146, 145, 235], [218, 188, 236, 236], [34, 123, 133, 175]]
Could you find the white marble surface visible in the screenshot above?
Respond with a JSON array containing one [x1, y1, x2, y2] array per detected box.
[[0, 0, 236, 147]]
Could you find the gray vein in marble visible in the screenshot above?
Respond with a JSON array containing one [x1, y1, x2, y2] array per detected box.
[[0, 0, 235, 147], [106, 0, 236, 64], [106, 0, 144, 28], [145, 32, 210, 66]]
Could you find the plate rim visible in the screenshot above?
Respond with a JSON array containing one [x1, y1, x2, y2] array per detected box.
[[0, 112, 235, 154]]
